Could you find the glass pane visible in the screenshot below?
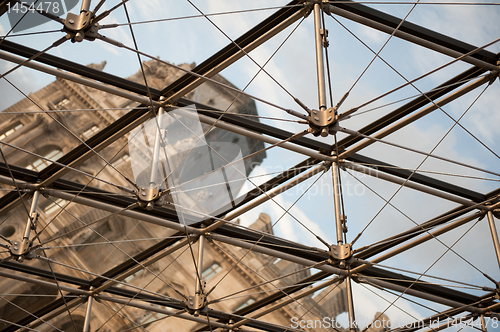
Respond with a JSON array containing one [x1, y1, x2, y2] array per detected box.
[[128, 106, 247, 225]]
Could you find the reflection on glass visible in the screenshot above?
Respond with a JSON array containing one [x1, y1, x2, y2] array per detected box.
[[129, 106, 246, 225]]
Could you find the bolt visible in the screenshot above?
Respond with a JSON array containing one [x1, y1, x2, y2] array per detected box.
[[14, 242, 18, 245], [327, 116, 332, 121], [13, 247, 18, 250], [313, 110, 317, 114], [69, 19, 75, 24], [314, 117, 319, 121], [329, 109, 332, 113], [141, 191, 146, 196]]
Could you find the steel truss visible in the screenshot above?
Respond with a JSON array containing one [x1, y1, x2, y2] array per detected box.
[[0, 0, 499, 331]]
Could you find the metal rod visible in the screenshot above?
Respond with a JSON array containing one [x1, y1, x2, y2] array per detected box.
[[180, 108, 337, 162], [481, 314, 487, 332], [481, 298, 500, 313], [332, 164, 344, 244], [208, 233, 481, 329], [1, 178, 490, 316], [359, 275, 483, 314], [342, 162, 489, 209], [83, 292, 93, 332], [17, 190, 40, 255], [231, 276, 343, 329], [98, 295, 230, 329], [41, 188, 202, 235], [163, 8, 309, 104], [0, 269, 90, 295], [313, 3, 327, 111], [345, 275, 356, 332], [345, 213, 482, 282], [408, 308, 470, 332], [23, 190, 39, 240], [324, 4, 500, 72], [34, 184, 485, 312], [420, 315, 473, 332], [204, 163, 328, 233], [339, 74, 493, 158], [91, 238, 191, 295], [80, 0, 91, 12], [209, 233, 346, 277], [487, 210, 500, 269], [366, 212, 481, 265], [319, 1, 357, 318], [0, 51, 161, 108], [25, 298, 86, 331], [150, 101, 165, 188], [195, 235, 205, 295]]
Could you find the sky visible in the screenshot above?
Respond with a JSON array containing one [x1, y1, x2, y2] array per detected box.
[[1, 0, 500, 330]]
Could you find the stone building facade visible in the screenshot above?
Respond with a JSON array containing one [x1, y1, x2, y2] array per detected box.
[[0, 60, 369, 332]]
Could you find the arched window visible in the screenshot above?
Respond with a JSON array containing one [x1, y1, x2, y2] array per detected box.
[[26, 148, 63, 172]]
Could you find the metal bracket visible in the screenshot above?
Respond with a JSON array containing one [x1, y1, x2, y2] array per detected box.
[[10, 191, 40, 261], [329, 243, 352, 260], [187, 291, 207, 316], [309, 107, 338, 137], [30, 212, 39, 230], [9, 239, 37, 261], [137, 188, 161, 210], [341, 214, 348, 233], [85, 23, 100, 41], [64, 11, 91, 42], [63, 11, 100, 42], [9, 239, 30, 256], [320, 28, 329, 47]]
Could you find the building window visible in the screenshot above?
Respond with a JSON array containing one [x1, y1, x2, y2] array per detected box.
[[26, 149, 63, 172], [44, 198, 67, 215], [202, 263, 222, 281], [55, 97, 70, 109], [112, 154, 130, 169], [0, 122, 23, 141], [81, 125, 100, 141], [137, 304, 166, 326], [235, 298, 255, 311]]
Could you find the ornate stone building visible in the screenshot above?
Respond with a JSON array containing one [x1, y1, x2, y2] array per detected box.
[[0, 60, 378, 332]]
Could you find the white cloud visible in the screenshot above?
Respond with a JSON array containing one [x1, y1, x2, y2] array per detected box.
[[351, 282, 425, 329], [238, 164, 329, 246], [0, 61, 41, 109], [358, 24, 386, 45]]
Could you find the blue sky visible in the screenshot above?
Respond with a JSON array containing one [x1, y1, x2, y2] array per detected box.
[[1, 0, 500, 329]]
